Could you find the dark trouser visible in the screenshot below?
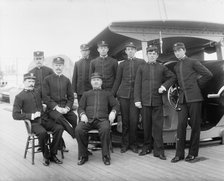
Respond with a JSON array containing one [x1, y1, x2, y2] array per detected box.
[[119, 98, 140, 148], [77, 95, 82, 102], [175, 102, 202, 157], [142, 105, 164, 155], [75, 120, 110, 159], [49, 110, 77, 138], [32, 119, 64, 159]]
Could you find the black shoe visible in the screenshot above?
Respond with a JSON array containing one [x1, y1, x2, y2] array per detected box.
[[103, 156, 110, 165], [120, 146, 128, 153], [130, 146, 138, 154], [139, 149, 152, 156], [43, 157, 50, 166], [154, 154, 167, 160], [185, 155, 196, 162], [50, 155, 63, 164], [77, 156, 88, 166], [171, 156, 184, 163]]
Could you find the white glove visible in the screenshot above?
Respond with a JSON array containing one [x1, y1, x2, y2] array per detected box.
[[42, 104, 47, 112], [31, 111, 41, 120], [74, 92, 78, 99], [80, 114, 88, 123], [135, 102, 142, 108], [158, 85, 166, 94], [35, 111, 41, 118], [60, 108, 67, 114], [55, 106, 63, 114], [109, 111, 116, 124], [72, 99, 78, 110]]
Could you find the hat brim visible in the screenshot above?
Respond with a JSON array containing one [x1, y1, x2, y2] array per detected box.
[[125, 45, 136, 49], [24, 76, 36, 80], [34, 55, 44, 57], [97, 44, 109, 47], [173, 46, 185, 51], [91, 76, 102, 79], [147, 48, 158, 52], [53, 61, 64, 64], [81, 48, 90, 51]]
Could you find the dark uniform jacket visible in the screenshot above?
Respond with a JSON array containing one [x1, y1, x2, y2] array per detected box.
[[89, 56, 118, 90], [43, 74, 74, 110], [12, 89, 45, 123], [134, 62, 176, 106], [78, 89, 119, 123], [29, 66, 54, 91], [112, 58, 145, 99], [72, 57, 92, 96], [174, 56, 213, 103]]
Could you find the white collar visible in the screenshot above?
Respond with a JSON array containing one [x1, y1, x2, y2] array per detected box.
[[100, 55, 108, 58], [55, 73, 63, 76]]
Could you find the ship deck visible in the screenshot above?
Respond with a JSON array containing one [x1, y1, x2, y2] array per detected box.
[[0, 102, 224, 181]]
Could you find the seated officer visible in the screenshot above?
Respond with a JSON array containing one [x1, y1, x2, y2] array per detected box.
[[75, 72, 119, 166], [43, 57, 77, 139], [12, 73, 64, 166]]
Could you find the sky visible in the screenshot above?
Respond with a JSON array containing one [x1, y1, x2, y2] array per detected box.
[[0, 0, 224, 79]]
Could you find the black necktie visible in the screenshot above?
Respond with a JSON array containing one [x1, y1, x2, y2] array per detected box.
[[24, 89, 34, 92]]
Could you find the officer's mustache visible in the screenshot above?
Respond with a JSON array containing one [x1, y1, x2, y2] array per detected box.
[[29, 85, 34, 88]]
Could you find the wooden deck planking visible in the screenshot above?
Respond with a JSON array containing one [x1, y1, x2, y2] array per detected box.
[[1, 102, 224, 181]]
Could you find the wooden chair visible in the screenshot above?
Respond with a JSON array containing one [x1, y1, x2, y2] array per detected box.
[[23, 120, 64, 165], [88, 122, 118, 153]]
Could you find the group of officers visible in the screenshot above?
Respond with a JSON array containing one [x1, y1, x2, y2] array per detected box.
[[12, 40, 213, 166]]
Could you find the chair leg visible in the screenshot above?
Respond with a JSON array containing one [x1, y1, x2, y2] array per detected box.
[[58, 136, 64, 159], [48, 134, 51, 144], [32, 136, 35, 165], [24, 136, 30, 159], [61, 150, 64, 159], [110, 132, 113, 153]]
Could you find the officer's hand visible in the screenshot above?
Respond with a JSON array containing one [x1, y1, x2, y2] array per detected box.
[[72, 99, 78, 110], [61, 108, 68, 114], [109, 111, 116, 124], [74, 92, 78, 99], [55, 106, 63, 114], [158, 85, 166, 94], [32, 111, 41, 120], [80, 114, 88, 123], [135, 102, 142, 108], [35, 111, 41, 118], [42, 104, 47, 112]]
